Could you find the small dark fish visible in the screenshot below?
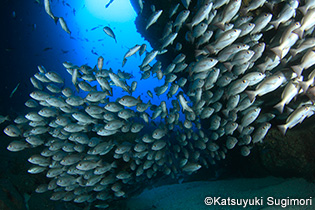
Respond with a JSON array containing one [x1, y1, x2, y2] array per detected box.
[[10, 83, 20, 98], [12, 11, 16, 18], [91, 26, 100, 31], [73, 8, 76, 16], [105, 0, 115, 8], [43, 47, 53, 51], [65, 3, 71, 8], [91, 50, 99, 56], [61, 50, 69, 53]]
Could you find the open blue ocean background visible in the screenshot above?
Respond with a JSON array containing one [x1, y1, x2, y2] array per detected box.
[[2, 0, 178, 119]]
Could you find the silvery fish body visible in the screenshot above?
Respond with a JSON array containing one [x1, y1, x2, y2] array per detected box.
[[187, 2, 213, 29], [59, 17, 71, 35], [145, 10, 163, 30], [7, 141, 29, 152], [206, 29, 241, 54], [246, 72, 287, 102], [239, 107, 261, 131], [278, 105, 315, 135], [215, 0, 241, 30], [45, 71, 64, 84], [173, 10, 190, 28], [252, 123, 271, 143]]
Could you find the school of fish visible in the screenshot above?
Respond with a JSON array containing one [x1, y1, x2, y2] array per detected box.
[[4, 0, 315, 208]]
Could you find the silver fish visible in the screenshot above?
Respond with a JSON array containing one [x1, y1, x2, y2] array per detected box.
[[59, 17, 71, 35], [103, 26, 117, 43], [146, 10, 163, 30], [44, 0, 58, 24]]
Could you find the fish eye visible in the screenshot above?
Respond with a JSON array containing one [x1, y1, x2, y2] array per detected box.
[[210, 59, 213, 62], [237, 46, 241, 49], [247, 51, 250, 54], [242, 80, 246, 83], [259, 73, 262, 76], [265, 14, 268, 16], [234, 29, 237, 32]]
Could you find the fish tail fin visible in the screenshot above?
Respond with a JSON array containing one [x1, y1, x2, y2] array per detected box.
[[195, 49, 205, 57], [188, 68, 193, 77], [54, 16, 59, 24], [186, 23, 193, 31], [245, 90, 256, 102], [223, 62, 233, 71], [237, 125, 243, 133], [137, 95, 143, 104], [100, 86, 106, 91], [291, 65, 303, 77], [273, 101, 285, 113], [300, 80, 311, 93], [269, 20, 280, 29], [290, 49, 298, 57], [5, 116, 10, 121], [271, 46, 282, 58], [240, 8, 248, 16], [293, 28, 303, 39], [298, 6, 307, 15], [111, 161, 117, 168], [277, 124, 287, 135], [108, 88, 113, 96], [205, 45, 215, 55], [214, 22, 225, 31], [221, 109, 229, 117], [97, 160, 102, 167], [256, 63, 266, 73]]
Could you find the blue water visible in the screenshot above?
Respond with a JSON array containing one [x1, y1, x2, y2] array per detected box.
[[2, 0, 182, 120]]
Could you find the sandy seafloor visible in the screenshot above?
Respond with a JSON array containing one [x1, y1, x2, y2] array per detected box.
[[126, 177, 315, 210]]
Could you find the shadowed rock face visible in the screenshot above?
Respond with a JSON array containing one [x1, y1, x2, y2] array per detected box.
[[258, 117, 315, 180]]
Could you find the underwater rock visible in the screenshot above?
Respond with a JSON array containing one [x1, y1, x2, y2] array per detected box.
[[0, 179, 26, 210], [126, 176, 315, 210], [258, 118, 315, 179]]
